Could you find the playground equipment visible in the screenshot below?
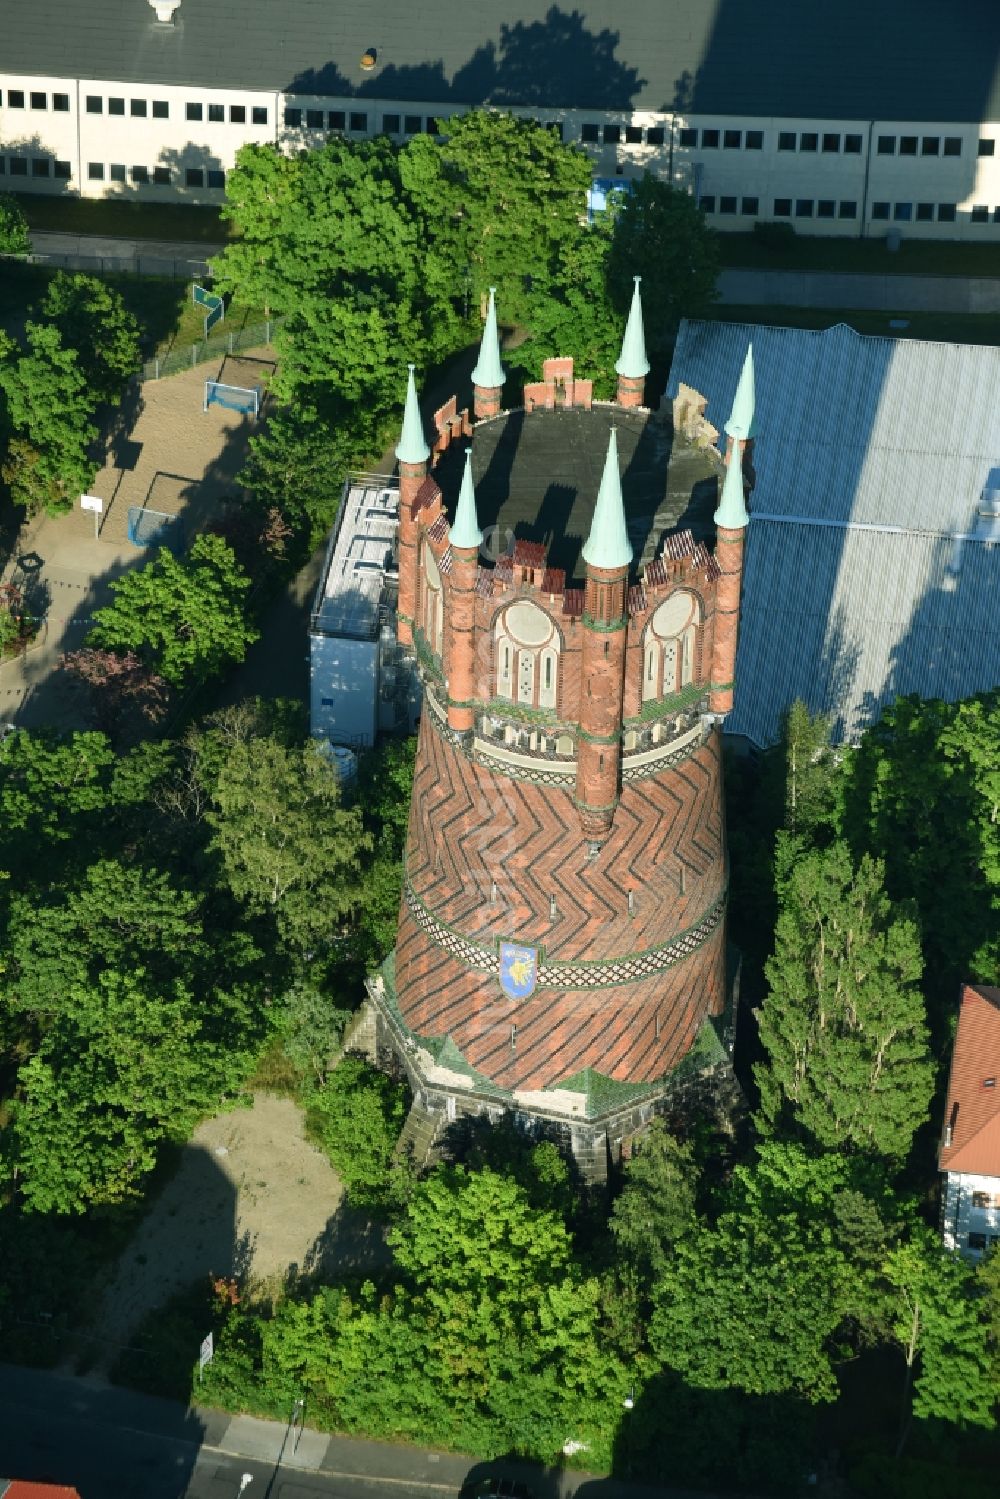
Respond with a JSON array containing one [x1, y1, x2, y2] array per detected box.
[[127, 506, 185, 552], [203, 380, 263, 419]]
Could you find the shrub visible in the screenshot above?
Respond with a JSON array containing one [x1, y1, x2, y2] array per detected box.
[[304, 1056, 409, 1209]]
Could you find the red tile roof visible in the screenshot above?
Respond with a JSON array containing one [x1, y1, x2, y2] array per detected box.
[[2, 1484, 83, 1498], [939, 984, 1000, 1175]]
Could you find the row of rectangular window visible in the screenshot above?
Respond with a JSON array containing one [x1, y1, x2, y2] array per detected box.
[[870, 200, 999, 222], [4, 86, 999, 160], [1, 89, 70, 111], [700, 195, 761, 216], [283, 107, 368, 132], [768, 198, 859, 219], [876, 133, 963, 156], [0, 154, 71, 178], [582, 122, 669, 146], [85, 161, 226, 187], [968, 1232, 1000, 1251]]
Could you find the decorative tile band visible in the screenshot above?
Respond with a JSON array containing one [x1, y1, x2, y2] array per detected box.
[[404, 878, 727, 989], [424, 682, 706, 785]]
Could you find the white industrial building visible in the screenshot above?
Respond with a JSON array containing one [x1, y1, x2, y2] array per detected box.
[[940, 984, 1000, 1262], [309, 474, 420, 751], [2, 0, 1000, 239]]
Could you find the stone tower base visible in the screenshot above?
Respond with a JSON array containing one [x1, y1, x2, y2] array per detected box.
[[352, 952, 742, 1185]]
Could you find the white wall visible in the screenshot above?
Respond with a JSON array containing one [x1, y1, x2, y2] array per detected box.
[[309, 632, 378, 749], [942, 1169, 1000, 1259], [3, 67, 1000, 239]]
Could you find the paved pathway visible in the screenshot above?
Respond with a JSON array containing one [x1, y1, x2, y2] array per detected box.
[[30, 229, 223, 276], [0, 1362, 730, 1499]]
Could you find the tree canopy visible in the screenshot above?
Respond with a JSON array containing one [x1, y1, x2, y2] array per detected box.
[[755, 839, 933, 1160], [88, 533, 257, 687]]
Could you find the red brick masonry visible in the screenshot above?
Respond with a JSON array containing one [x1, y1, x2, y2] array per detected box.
[[394, 714, 728, 1092]]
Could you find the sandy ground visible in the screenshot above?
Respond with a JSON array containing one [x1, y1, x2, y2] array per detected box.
[[0, 350, 275, 731], [90, 1093, 388, 1372]]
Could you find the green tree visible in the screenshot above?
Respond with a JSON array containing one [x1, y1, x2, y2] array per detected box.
[[510, 211, 623, 398], [0, 323, 97, 514], [884, 1232, 995, 1452], [3, 858, 209, 1023], [6, 969, 251, 1213], [276, 981, 351, 1085], [781, 697, 837, 838], [0, 727, 113, 858], [607, 176, 719, 351], [207, 736, 370, 954], [305, 1055, 408, 1207], [841, 692, 1000, 1003], [755, 840, 933, 1160], [238, 405, 348, 547], [609, 1120, 698, 1289], [650, 1143, 853, 1403], [38, 273, 141, 403], [0, 192, 30, 255], [433, 111, 593, 324], [88, 533, 257, 686], [213, 143, 300, 316]]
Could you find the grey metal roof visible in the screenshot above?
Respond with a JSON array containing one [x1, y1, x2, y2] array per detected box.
[[3, 0, 999, 121], [668, 320, 1000, 746]]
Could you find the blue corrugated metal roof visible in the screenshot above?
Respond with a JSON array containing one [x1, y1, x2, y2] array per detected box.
[[669, 321, 1000, 745]]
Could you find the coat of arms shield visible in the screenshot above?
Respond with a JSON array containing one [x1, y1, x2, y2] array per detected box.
[[499, 941, 538, 1000]]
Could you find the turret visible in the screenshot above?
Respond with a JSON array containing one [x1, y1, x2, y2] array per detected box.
[[615, 276, 650, 408], [445, 449, 482, 736], [395, 364, 430, 649], [575, 429, 632, 842], [471, 287, 506, 420], [710, 348, 753, 715]]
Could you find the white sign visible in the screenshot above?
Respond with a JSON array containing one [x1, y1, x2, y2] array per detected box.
[[80, 494, 104, 513], [199, 1331, 214, 1370]]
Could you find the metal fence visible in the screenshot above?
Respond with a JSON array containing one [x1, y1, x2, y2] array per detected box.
[[139, 319, 283, 382], [4, 248, 213, 279]]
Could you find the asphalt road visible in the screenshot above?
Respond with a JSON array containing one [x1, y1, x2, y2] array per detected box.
[[0, 1387, 455, 1499]]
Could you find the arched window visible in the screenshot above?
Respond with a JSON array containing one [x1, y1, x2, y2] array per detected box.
[[495, 600, 560, 709], [644, 589, 702, 703]]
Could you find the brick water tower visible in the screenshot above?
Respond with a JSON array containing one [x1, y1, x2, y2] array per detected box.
[[363, 282, 754, 1177]]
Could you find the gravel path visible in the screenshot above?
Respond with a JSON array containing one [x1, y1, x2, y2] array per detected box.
[[89, 1093, 388, 1374]]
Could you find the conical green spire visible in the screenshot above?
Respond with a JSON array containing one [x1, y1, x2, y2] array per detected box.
[[615, 276, 650, 379], [450, 448, 483, 551], [714, 445, 749, 530], [582, 428, 633, 571], [395, 363, 430, 464], [724, 344, 755, 440], [471, 287, 506, 390]]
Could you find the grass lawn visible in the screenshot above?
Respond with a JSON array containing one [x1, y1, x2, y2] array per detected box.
[[717, 231, 1000, 278], [706, 303, 1000, 347], [12, 191, 231, 244]]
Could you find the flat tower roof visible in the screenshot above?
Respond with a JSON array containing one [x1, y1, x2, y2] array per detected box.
[[434, 406, 719, 584]]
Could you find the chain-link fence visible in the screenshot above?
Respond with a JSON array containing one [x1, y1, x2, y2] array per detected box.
[[139, 319, 283, 381], [4, 248, 212, 279]]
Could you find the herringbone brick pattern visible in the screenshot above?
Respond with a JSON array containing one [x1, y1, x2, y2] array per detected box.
[[393, 713, 727, 1091]]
